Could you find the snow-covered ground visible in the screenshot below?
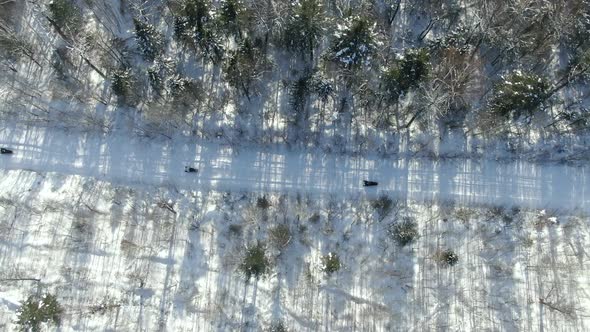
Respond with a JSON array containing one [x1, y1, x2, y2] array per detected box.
[[1, 0, 589, 330], [0, 124, 589, 331], [1, 124, 589, 213], [0, 168, 588, 331]]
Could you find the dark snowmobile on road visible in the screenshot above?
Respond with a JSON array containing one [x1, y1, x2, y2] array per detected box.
[[185, 166, 198, 173], [363, 180, 378, 187], [1, 148, 13, 154]]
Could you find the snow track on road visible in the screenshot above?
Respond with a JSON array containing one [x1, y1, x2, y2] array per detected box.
[[0, 125, 588, 211]]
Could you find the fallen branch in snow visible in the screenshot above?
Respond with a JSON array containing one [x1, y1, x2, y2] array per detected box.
[[88, 301, 121, 315], [539, 286, 578, 319], [158, 201, 176, 214], [319, 286, 390, 312], [84, 203, 107, 215], [0, 278, 40, 282], [539, 297, 577, 319]]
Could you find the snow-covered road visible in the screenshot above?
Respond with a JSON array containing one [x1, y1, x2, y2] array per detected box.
[[0, 125, 588, 211]]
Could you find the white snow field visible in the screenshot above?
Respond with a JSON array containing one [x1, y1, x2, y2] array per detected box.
[[0, 167, 589, 331], [1, 125, 590, 331], [0, 124, 588, 212]]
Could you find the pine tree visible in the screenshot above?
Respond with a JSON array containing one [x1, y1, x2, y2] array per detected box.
[[289, 74, 312, 115], [168, 74, 203, 107], [174, 0, 223, 62], [133, 18, 164, 62], [488, 71, 549, 121], [329, 16, 376, 69], [48, 0, 82, 35], [112, 68, 133, 101], [283, 0, 324, 59], [224, 38, 266, 99], [382, 48, 431, 103], [388, 218, 419, 246], [218, 0, 251, 38], [239, 242, 269, 281], [0, 33, 33, 61], [16, 293, 63, 332]]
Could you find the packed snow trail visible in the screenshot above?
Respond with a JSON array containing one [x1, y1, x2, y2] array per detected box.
[[0, 125, 588, 211]]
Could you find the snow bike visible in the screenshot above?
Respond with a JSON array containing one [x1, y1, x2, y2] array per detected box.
[[185, 166, 198, 173]]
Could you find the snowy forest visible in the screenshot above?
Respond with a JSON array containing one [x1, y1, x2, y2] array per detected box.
[[1, 0, 590, 331], [0, 0, 588, 159]]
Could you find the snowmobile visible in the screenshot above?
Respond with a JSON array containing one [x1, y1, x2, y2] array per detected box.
[[363, 180, 378, 187], [185, 166, 198, 173], [1, 148, 13, 154]]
